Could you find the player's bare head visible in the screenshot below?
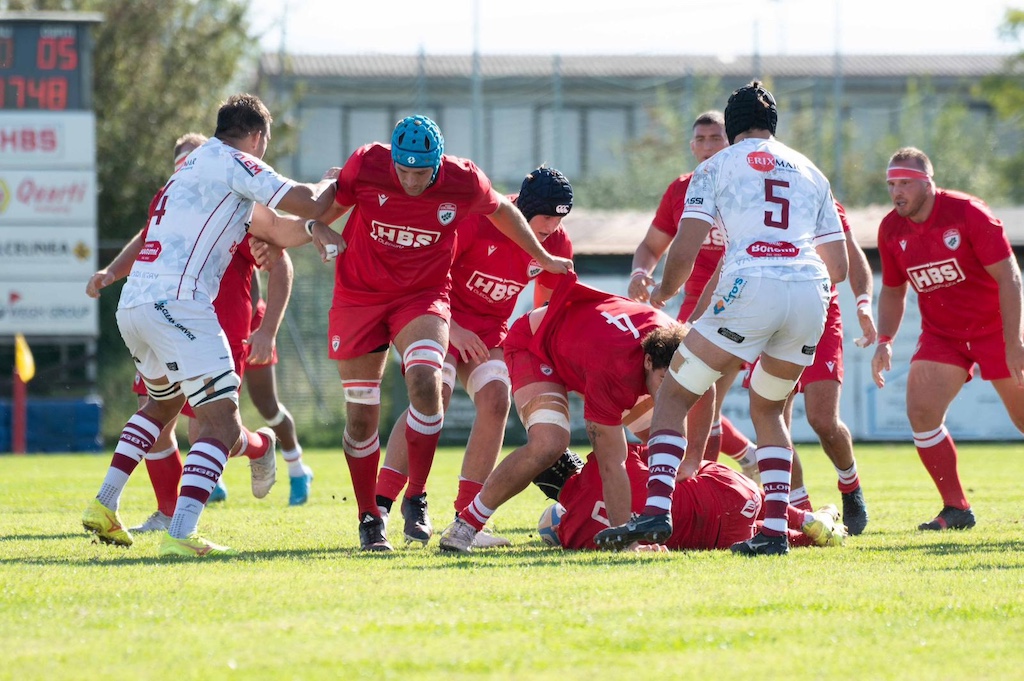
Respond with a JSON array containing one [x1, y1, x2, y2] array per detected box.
[[391, 115, 444, 182], [725, 81, 778, 144], [173, 132, 208, 170], [641, 324, 688, 371], [693, 110, 725, 131], [215, 94, 273, 142], [690, 110, 728, 161], [888, 147, 933, 178]]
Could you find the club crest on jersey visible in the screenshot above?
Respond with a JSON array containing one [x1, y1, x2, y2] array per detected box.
[[746, 151, 776, 173], [437, 202, 457, 226], [943, 229, 961, 250], [527, 260, 543, 278], [370, 220, 441, 249], [331, 335, 341, 352]]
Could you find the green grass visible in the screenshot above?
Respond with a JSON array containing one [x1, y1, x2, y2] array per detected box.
[[2, 443, 1023, 680]]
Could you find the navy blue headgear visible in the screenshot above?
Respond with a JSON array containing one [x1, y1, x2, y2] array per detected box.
[[516, 167, 573, 223], [725, 81, 778, 144]]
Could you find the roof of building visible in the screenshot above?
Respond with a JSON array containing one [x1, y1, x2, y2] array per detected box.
[[260, 53, 1020, 80], [563, 204, 1024, 255]]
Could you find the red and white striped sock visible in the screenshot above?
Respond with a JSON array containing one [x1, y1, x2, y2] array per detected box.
[[789, 485, 812, 511], [344, 428, 381, 517], [405, 405, 443, 497], [454, 477, 484, 516], [757, 446, 793, 536], [97, 411, 163, 510], [835, 462, 860, 494], [913, 425, 968, 509], [459, 494, 494, 531], [642, 430, 687, 516]]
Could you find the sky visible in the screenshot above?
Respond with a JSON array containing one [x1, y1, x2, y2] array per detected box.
[[247, 0, 1022, 57]]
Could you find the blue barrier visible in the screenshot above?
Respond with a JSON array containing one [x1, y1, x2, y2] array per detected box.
[[0, 397, 103, 453]]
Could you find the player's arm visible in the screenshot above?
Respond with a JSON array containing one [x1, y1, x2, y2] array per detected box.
[[871, 282, 908, 388], [688, 259, 723, 322], [248, 203, 345, 261], [650, 217, 709, 309], [273, 177, 339, 221], [846, 233, 877, 347], [628, 225, 673, 303], [816, 237, 849, 285], [985, 255, 1024, 387], [586, 420, 631, 527], [246, 250, 294, 366], [86, 229, 145, 298], [487, 193, 573, 275]]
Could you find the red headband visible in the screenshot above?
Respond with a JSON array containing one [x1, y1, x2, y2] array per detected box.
[[886, 166, 931, 182]]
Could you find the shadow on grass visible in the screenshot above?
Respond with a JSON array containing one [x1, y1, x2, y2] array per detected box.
[[1, 532, 90, 541]]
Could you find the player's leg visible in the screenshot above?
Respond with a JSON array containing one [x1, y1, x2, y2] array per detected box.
[[245, 363, 311, 505], [703, 366, 741, 461], [802, 378, 868, 534], [454, 351, 511, 512], [338, 349, 391, 551], [440, 380, 570, 554], [392, 315, 449, 545], [905, 359, 973, 530], [131, 389, 182, 533], [782, 392, 813, 512]]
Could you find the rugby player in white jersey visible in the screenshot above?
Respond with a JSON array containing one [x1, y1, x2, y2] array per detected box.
[[595, 81, 849, 556], [82, 93, 344, 557]]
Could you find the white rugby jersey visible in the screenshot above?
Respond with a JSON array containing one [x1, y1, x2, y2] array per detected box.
[[119, 137, 294, 309], [681, 137, 845, 281]]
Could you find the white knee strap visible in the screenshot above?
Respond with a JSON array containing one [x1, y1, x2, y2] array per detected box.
[[668, 344, 722, 396], [749, 361, 797, 401], [180, 370, 241, 408], [143, 379, 182, 401], [519, 392, 570, 432], [466, 359, 511, 402], [342, 379, 381, 405], [441, 361, 457, 393], [403, 339, 446, 372], [265, 404, 291, 427]]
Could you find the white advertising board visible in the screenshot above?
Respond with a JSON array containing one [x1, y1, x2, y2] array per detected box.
[[0, 112, 96, 169], [0, 225, 96, 278], [0, 169, 96, 224], [0, 280, 98, 336]]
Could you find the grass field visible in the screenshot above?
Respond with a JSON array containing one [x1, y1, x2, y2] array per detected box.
[[2, 442, 1023, 680]]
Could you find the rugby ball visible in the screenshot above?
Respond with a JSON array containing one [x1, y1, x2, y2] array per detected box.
[[537, 502, 565, 547]]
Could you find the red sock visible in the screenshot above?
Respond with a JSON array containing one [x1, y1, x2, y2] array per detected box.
[[454, 478, 484, 515], [720, 417, 753, 460], [784, 504, 807, 532], [145, 450, 182, 517], [236, 428, 270, 460], [375, 466, 408, 504], [344, 429, 381, 517], [914, 426, 969, 509], [405, 407, 442, 497]]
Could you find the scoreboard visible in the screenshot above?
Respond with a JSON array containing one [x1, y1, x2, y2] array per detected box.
[[0, 12, 101, 338], [0, 20, 92, 111]]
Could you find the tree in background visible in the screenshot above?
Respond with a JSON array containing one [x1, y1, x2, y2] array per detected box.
[[981, 8, 1024, 203]]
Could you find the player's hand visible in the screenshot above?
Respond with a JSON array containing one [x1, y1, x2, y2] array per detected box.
[[249, 236, 284, 270], [1005, 340, 1024, 388], [309, 221, 346, 263], [243, 327, 275, 366], [86, 270, 115, 298], [649, 283, 672, 309], [871, 341, 892, 388], [854, 305, 878, 348], [628, 272, 655, 303], [540, 254, 574, 275], [321, 166, 342, 181], [449, 325, 488, 364], [626, 542, 669, 553], [675, 457, 700, 481]]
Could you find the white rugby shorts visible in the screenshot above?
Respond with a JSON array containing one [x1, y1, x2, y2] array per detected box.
[[116, 300, 233, 383], [692, 274, 830, 366]]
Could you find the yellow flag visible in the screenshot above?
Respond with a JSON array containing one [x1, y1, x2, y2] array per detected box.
[[14, 333, 35, 383]]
